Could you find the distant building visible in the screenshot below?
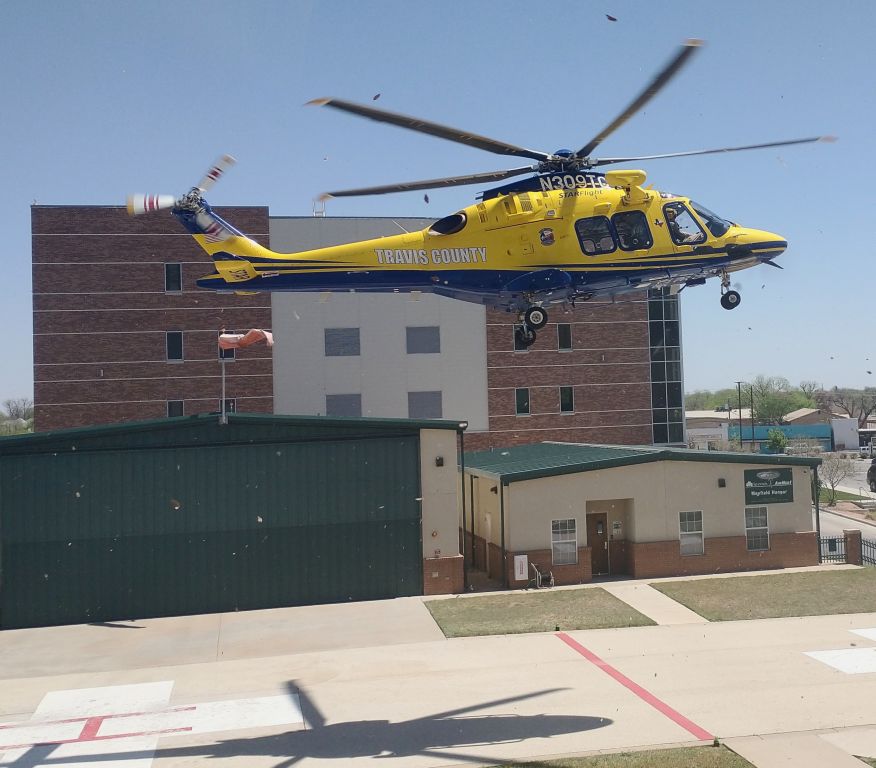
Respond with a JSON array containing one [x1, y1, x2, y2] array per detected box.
[[782, 407, 830, 425], [685, 408, 751, 450]]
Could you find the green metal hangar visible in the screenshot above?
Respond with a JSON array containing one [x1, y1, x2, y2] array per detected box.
[[0, 414, 465, 629], [462, 443, 820, 587]]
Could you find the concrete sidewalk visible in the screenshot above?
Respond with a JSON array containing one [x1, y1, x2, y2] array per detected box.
[[600, 583, 708, 625], [726, 730, 876, 768]]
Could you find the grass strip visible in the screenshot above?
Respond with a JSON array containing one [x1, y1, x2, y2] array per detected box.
[[425, 588, 654, 638], [487, 744, 754, 767], [652, 568, 876, 621]]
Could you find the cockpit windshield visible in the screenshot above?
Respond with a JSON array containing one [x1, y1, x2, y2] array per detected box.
[[690, 201, 732, 238]]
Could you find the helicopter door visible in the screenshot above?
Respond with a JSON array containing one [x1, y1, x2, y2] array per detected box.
[[663, 202, 707, 252]]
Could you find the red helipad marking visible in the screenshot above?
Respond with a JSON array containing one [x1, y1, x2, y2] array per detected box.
[[557, 632, 713, 741], [0, 707, 195, 750]]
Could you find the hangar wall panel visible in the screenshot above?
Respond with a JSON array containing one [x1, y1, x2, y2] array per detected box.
[[0, 418, 426, 629]]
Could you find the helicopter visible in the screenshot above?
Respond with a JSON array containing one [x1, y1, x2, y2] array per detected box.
[[127, 40, 833, 348]]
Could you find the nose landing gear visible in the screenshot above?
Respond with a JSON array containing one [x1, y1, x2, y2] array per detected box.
[[719, 271, 741, 310], [515, 306, 548, 348]]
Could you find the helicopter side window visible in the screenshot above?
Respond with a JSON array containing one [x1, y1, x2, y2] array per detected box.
[[612, 211, 653, 251], [663, 202, 706, 246], [574, 216, 615, 256]]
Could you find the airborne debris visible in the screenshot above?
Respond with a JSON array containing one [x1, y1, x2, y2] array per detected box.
[[373, 93, 381, 101], [423, 194, 429, 204], [606, 13, 618, 21]]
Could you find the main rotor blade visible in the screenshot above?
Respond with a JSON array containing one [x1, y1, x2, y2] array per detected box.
[[590, 136, 836, 167], [308, 97, 552, 163], [576, 39, 703, 159], [319, 165, 536, 199]]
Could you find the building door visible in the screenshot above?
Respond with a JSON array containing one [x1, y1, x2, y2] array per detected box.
[[588, 513, 609, 575]]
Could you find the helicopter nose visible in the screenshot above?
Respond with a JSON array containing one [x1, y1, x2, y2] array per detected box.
[[731, 228, 787, 264]]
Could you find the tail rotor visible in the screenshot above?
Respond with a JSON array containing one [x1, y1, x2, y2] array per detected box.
[[126, 155, 236, 216], [196, 154, 236, 193]]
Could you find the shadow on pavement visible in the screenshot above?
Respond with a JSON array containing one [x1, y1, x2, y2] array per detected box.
[[1, 683, 611, 767]]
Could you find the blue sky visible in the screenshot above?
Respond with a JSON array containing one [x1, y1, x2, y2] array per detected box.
[[2, 0, 874, 400]]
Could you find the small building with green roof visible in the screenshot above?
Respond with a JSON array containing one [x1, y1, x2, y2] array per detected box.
[[461, 442, 821, 587]]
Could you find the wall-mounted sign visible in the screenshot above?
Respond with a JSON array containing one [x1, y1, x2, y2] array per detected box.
[[612, 520, 622, 533], [744, 468, 794, 504]]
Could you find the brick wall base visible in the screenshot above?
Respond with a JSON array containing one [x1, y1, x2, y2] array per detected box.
[[507, 548, 593, 588], [423, 555, 464, 595], [629, 531, 818, 579]]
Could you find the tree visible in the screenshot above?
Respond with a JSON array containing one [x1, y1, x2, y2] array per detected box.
[[818, 454, 854, 506], [816, 387, 876, 428], [2, 397, 33, 421], [799, 380, 820, 400], [766, 428, 788, 454]]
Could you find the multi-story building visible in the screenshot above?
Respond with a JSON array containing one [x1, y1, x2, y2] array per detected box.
[[32, 208, 684, 448], [32, 206, 272, 430]]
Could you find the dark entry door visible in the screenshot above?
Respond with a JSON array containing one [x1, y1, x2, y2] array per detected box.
[[587, 513, 609, 575]]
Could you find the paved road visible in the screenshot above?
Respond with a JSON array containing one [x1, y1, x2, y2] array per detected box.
[[846, 457, 874, 493], [1, 581, 876, 767], [816, 508, 876, 539]]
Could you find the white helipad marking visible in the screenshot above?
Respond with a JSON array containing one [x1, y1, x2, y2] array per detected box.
[[35, 681, 175, 718], [0, 682, 304, 768], [805, 627, 876, 674], [1, 681, 174, 768], [805, 648, 876, 674], [97, 695, 304, 736]]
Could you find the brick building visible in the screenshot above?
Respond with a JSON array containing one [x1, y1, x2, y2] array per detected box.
[[462, 443, 820, 586], [33, 209, 683, 449], [32, 206, 272, 431]]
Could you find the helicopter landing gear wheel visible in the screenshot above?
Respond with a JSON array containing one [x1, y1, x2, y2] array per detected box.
[[524, 306, 548, 330], [515, 326, 537, 348], [720, 290, 741, 310]]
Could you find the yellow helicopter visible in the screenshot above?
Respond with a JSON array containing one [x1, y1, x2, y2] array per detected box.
[[127, 40, 833, 348]]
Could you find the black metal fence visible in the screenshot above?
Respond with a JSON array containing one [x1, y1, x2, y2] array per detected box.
[[820, 536, 846, 563], [863, 538, 876, 566]]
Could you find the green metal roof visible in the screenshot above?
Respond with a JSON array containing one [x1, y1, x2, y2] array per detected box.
[[463, 442, 821, 483], [0, 413, 465, 456]]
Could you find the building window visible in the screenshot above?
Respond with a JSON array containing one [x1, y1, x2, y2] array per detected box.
[[560, 386, 574, 413], [679, 510, 704, 556], [745, 506, 770, 551], [515, 388, 530, 416], [648, 288, 684, 445], [324, 328, 360, 356], [166, 331, 183, 361], [406, 326, 440, 354], [221, 398, 236, 415], [551, 518, 577, 565], [557, 323, 572, 351], [167, 400, 184, 417], [165, 263, 182, 293], [408, 391, 443, 419], [325, 394, 362, 417], [219, 345, 235, 360], [513, 325, 528, 352]]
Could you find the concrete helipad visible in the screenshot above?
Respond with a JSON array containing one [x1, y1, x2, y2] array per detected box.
[[1, 575, 876, 767]]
